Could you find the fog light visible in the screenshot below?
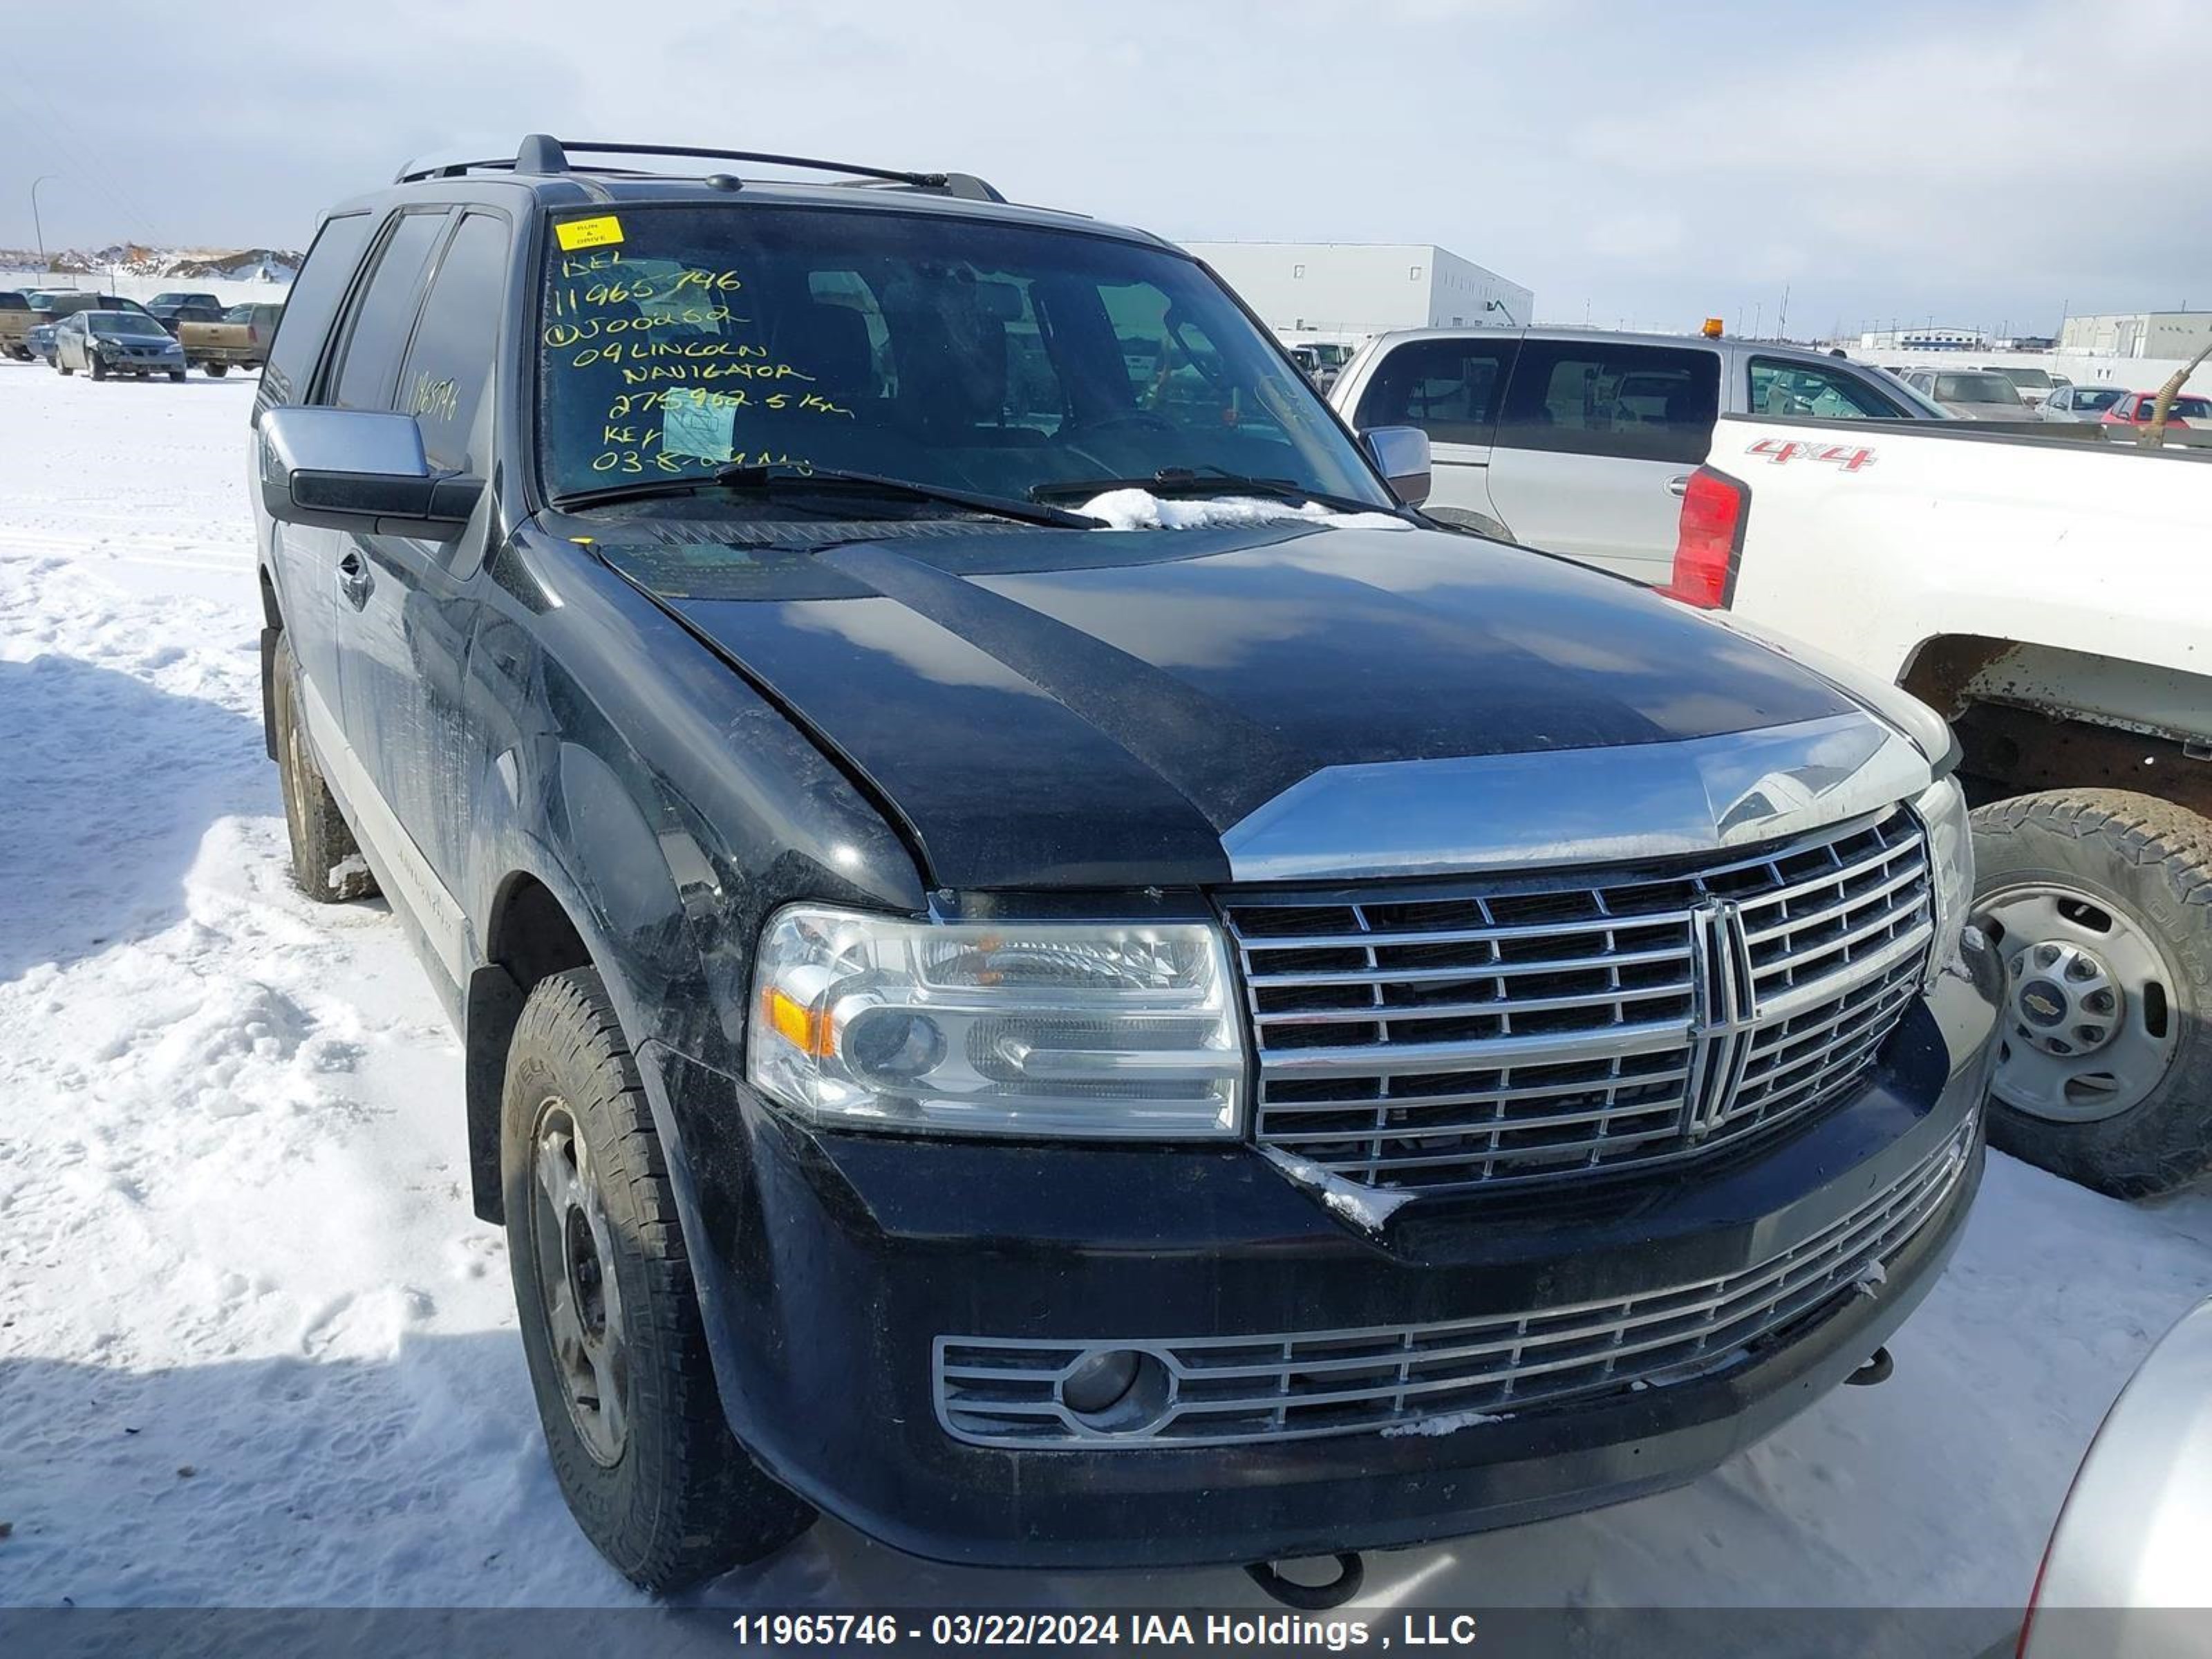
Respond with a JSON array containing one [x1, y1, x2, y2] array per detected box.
[[1062, 1349, 1141, 1414], [1058, 1349, 1171, 1432]]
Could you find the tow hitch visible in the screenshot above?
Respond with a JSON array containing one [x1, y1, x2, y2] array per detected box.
[[1244, 1552, 1365, 1609], [1846, 1345, 1895, 1387]]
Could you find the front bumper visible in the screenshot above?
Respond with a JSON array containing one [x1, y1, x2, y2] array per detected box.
[[100, 352, 183, 374], [643, 938, 2000, 1571]]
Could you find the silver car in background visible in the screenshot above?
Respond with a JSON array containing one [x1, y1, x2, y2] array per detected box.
[[1901, 367, 2034, 420], [1980, 364, 2069, 409], [2016, 1297, 2212, 1658], [1327, 328, 1933, 583], [2039, 384, 2130, 423], [53, 309, 187, 381]]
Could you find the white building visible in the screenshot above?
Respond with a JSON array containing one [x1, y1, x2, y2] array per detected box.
[[1856, 326, 1983, 353], [2059, 310, 2212, 359], [1182, 242, 1533, 348]]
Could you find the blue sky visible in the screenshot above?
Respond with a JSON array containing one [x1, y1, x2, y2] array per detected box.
[[3, 0, 2204, 339]]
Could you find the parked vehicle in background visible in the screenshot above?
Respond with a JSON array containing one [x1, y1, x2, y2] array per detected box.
[[248, 134, 1995, 1592], [2099, 390, 2211, 431], [1980, 364, 2068, 409], [1669, 413, 2212, 1197], [148, 294, 223, 326], [1900, 368, 2032, 420], [1286, 339, 1352, 392], [27, 320, 59, 366], [2016, 1296, 2212, 1658], [28, 290, 158, 326], [54, 309, 187, 380], [1329, 328, 1932, 582], [151, 299, 225, 335], [0, 289, 35, 359], [2039, 385, 2127, 423], [180, 300, 281, 375]]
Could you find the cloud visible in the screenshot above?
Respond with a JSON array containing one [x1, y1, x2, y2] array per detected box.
[[2, 0, 2203, 339]]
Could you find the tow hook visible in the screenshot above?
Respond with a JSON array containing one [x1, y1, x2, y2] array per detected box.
[[1846, 1345, 1895, 1387], [1245, 1552, 1365, 1609]]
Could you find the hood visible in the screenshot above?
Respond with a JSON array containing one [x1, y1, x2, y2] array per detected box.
[[583, 520, 1855, 890]]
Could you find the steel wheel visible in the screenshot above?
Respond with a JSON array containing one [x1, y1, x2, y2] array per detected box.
[[529, 1099, 630, 1467], [1983, 881, 2180, 1123]]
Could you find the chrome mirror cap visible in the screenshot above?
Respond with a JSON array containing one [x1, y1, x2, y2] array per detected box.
[[1361, 425, 1431, 507]]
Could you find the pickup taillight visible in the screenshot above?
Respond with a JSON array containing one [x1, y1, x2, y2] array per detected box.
[[1660, 467, 1747, 609]]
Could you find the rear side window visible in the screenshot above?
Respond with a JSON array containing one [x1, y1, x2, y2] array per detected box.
[[263, 212, 373, 405], [329, 211, 450, 411], [395, 212, 509, 474], [0, 292, 26, 311], [1496, 340, 1718, 463], [1747, 357, 1905, 419], [1353, 336, 1520, 444]]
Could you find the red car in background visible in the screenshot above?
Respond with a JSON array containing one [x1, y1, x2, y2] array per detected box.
[[2099, 389, 2212, 429]]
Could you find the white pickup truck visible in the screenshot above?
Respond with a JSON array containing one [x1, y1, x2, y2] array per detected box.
[[1660, 415, 2212, 1198]]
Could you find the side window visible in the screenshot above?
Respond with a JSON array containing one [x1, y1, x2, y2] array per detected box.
[[395, 212, 509, 474], [1747, 357, 1904, 420], [263, 212, 373, 406], [1496, 341, 1718, 464], [328, 211, 449, 411], [1353, 337, 1519, 444]]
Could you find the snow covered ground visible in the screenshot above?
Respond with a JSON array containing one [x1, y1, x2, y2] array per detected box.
[[1, 358, 2208, 1629]]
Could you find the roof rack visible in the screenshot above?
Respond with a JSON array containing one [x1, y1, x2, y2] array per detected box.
[[394, 135, 1005, 203]]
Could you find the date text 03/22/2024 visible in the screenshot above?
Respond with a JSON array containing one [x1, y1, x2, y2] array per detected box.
[[728, 1612, 1483, 1650]]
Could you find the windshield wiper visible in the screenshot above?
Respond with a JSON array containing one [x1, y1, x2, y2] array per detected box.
[[554, 464, 1098, 528], [1030, 467, 1400, 518]]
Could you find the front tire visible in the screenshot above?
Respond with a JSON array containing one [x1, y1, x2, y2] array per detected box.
[[87, 353, 105, 381], [1974, 789, 2212, 1197], [503, 968, 814, 1591], [268, 630, 377, 903], [168, 368, 186, 382]]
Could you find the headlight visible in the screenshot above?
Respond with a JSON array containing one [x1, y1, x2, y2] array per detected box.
[[1912, 774, 1974, 987], [746, 906, 1246, 1138]]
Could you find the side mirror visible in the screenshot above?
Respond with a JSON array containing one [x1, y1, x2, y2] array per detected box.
[[257, 406, 481, 538], [1361, 424, 1432, 507]]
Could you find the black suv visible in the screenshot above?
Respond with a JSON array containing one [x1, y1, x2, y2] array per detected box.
[[251, 136, 2000, 1591]]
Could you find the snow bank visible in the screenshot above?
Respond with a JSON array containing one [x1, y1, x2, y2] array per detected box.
[[1078, 487, 1414, 533]]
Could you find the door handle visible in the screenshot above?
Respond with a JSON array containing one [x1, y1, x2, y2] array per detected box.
[[337, 550, 374, 610], [1667, 475, 1691, 498]]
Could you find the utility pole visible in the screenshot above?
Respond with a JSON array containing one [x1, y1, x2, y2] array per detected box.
[[31, 175, 58, 270], [1777, 285, 1789, 341]]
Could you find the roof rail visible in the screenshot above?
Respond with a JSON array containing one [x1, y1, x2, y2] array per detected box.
[[396, 135, 1004, 202]]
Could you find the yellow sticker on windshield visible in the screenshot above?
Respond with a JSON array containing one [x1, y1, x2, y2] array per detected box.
[[555, 215, 624, 252]]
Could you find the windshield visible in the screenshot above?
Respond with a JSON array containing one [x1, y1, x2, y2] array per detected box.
[[1991, 366, 2053, 390], [536, 205, 1387, 511], [87, 312, 167, 338], [1933, 373, 2023, 404]]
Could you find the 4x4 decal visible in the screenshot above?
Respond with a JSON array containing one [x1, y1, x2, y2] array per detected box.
[[1745, 437, 1878, 471]]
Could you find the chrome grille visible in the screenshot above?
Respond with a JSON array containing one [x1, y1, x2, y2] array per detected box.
[[1226, 809, 1933, 1195], [936, 1119, 1973, 1448]]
